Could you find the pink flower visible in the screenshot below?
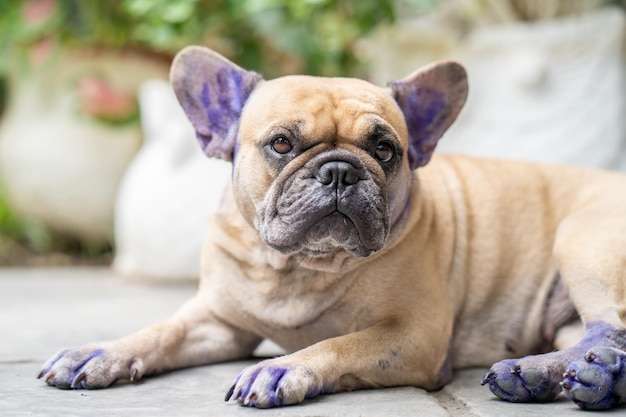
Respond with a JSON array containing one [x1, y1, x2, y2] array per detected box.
[[78, 77, 138, 123], [29, 36, 54, 66], [21, 0, 57, 25]]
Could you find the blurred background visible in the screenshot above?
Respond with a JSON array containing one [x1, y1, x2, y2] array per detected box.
[[0, 0, 625, 280]]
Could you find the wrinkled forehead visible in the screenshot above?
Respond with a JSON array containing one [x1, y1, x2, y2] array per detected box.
[[239, 75, 408, 143]]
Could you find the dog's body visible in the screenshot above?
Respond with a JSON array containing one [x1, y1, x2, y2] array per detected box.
[[40, 47, 626, 410]]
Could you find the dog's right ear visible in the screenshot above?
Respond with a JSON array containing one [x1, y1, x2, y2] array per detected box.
[[170, 46, 263, 161]]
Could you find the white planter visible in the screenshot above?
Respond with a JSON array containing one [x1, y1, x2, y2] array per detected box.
[[0, 49, 168, 242], [113, 79, 231, 282], [367, 7, 626, 170]]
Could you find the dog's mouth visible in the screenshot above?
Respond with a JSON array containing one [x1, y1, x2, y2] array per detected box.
[[297, 211, 379, 258], [259, 152, 389, 258], [262, 207, 385, 258]]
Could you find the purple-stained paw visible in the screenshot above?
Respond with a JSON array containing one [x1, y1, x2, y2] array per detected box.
[[482, 322, 626, 408], [225, 360, 328, 408], [38, 346, 143, 389], [561, 346, 626, 410], [481, 357, 563, 402]]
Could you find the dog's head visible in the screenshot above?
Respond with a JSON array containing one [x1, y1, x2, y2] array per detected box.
[[171, 47, 467, 262]]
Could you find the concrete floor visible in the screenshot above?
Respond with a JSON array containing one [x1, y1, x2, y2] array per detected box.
[[1, 268, 617, 416]]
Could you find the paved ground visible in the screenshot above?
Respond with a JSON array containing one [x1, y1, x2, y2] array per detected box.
[[1, 267, 620, 416]]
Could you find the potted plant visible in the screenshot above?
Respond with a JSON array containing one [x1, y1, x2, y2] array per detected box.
[[0, 0, 171, 246]]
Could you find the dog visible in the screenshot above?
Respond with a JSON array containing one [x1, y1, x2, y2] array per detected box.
[[39, 46, 626, 410]]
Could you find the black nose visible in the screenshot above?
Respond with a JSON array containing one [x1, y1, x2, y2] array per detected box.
[[316, 161, 360, 186]]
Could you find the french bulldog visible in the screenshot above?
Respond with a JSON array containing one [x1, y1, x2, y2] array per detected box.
[[39, 46, 626, 410]]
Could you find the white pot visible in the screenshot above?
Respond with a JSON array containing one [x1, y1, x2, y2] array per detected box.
[[0, 48, 169, 242], [367, 7, 626, 170], [113, 79, 232, 282]]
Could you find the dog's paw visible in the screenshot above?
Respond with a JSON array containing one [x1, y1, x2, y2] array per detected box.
[[481, 357, 564, 402], [482, 321, 626, 405], [38, 346, 143, 389], [560, 346, 626, 410], [225, 360, 328, 408]]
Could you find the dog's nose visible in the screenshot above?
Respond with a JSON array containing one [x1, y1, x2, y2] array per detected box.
[[317, 161, 360, 187]]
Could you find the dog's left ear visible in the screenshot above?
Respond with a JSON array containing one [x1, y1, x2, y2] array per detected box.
[[170, 46, 263, 161], [390, 62, 468, 169]]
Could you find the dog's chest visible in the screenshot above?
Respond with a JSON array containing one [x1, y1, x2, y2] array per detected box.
[[206, 259, 365, 335]]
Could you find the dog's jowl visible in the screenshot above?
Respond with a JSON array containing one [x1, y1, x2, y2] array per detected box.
[[39, 46, 626, 410]]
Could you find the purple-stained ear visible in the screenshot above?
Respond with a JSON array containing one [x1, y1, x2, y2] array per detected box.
[[170, 46, 263, 161], [390, 62, 468, 169]]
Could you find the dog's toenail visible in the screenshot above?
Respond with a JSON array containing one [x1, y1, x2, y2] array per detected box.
[[481, 371, 496, 385], [563, 369, 576, 379], [225, 384, 235, 401]]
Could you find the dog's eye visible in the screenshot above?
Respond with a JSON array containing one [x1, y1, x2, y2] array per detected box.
[[271, 136, 292, 154], [374, 141, 394, 162]]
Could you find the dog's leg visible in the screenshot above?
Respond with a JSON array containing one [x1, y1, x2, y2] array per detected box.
[[482, 212, 626, 409], [553, 212, 626, 409], [38, 294, 261, 389], [225, 318, 451, 408]]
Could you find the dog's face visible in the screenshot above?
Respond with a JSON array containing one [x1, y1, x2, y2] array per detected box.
[[171, 47, 467, 263], [235, 76, 410, 258]]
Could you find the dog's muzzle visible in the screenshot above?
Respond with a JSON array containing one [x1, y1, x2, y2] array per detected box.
[[259, 150, 390, 258]]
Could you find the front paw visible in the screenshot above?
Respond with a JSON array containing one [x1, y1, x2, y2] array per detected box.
[[38, 345, 144, 389], [225, 360, 328, 408], [481, 358, 563, 402], [561, 347, 626, 410]]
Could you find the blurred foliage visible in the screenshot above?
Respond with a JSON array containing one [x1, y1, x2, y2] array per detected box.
[[0, 183, 113, 264], [0, 76, 5, 116], [0, 0, 439, 78], [0, 183, 51, 252]]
